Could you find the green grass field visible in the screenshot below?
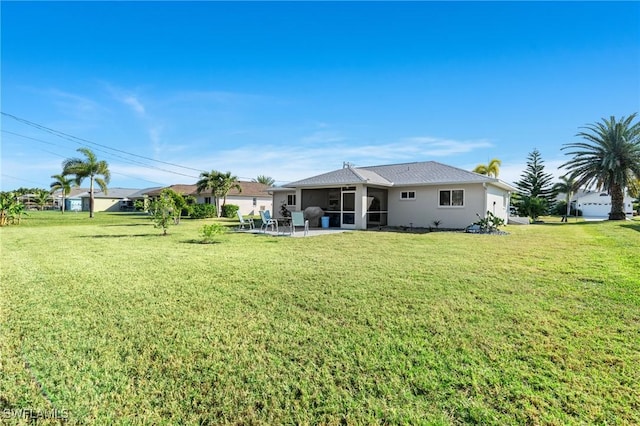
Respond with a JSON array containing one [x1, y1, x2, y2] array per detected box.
[[1, 212, 639, 425]]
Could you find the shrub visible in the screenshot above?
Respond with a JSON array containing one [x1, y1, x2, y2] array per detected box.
[[474, 211, 505, 232], [190, 204, 217, 219], [201, 223, 227, 243], [222, 204, 239, 218]]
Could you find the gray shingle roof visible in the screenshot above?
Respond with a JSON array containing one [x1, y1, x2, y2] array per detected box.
[[77, 188, 143, 199], [363, 161, 490, 186], [285, 161, 514, 189]]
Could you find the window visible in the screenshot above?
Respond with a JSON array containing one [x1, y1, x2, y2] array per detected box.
[[400, 191, 416, 200], [204, 197, 211, 204], [287, 194, 296, 205], [252, 197, 257, 206], [439, 189, 464, 207]]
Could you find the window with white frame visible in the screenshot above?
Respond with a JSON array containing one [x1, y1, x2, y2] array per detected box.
[[252, 197, 257, 206], [439, 189, 464, 207], [287, 194, 296, 205], [400, 191, 416, 200], [204, 197, 212, 204]]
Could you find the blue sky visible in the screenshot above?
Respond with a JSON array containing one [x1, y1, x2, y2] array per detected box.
[[2, 1, 639, 190]]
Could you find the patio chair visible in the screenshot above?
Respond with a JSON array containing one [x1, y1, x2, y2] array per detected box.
[[290, 211, 309, 236], [259, 210, 278, 233], [236, 211, 255, 230]]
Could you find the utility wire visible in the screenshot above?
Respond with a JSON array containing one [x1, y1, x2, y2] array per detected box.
[[2, 129, 200, 179], [2, 112, 205, 172], [2, 112, 287, 184]]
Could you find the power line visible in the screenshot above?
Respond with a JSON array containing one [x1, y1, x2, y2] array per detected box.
[[2, 112, 205, 173], [2, 129, 200, 179]]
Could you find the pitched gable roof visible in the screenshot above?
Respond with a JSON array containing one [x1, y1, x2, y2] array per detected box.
[[285, 161, 516, 190]]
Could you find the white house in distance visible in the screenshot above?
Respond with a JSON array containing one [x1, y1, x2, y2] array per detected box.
[[574, 191, 634, 219], [272, 161, 517, 230]]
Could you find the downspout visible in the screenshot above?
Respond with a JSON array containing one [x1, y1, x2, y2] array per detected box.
[[482, 182, 487, 218]]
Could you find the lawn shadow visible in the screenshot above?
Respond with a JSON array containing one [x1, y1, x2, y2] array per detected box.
[[181, 239, 222, 245], [104, 223, 151, 227], [621, 222, 640, 233], [79, 233, 159, 238]]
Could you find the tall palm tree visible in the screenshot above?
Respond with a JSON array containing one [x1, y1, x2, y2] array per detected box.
[[62, 147, 110, 218], [552, 175, 577, 220], [561, 114, 640, 220], [473, 158, 502, 178], [253, 175, 275, 186], [50, 173, 73, 214]]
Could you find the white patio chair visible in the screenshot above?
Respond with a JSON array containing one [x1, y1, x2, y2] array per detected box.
[[236, 211, 255, 230]]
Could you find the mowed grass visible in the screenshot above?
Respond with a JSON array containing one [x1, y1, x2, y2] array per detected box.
[[1, 212, 639, 425]]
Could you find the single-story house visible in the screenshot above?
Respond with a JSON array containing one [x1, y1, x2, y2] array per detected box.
[[574, 191, 634, 218], [76, 188, 155, 212], [145, 181, 272, 215], [273, 161, 517, 230]]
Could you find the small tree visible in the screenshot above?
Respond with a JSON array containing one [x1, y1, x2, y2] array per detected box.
[[519, 196, 547, 222], [50, 173, 73, 213], [552, 175, 577, 221], [200, 223, 227, 243], [149, 192, 176, 236], [161, 188, 187, 224], [34, 190, 51, 211]]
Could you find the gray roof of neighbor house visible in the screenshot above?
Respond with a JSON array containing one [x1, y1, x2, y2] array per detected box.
[[144, 181, 271, 198], [285, 161, 516, 190], [51, 187, 89, 199], [76, 188, 145, 199]]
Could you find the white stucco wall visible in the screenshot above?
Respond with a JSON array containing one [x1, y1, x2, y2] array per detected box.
[[485, 184, 509, 223], [193, 195, 271, 216], [82, 197, 121, 212], [386, 183, 489, 229]]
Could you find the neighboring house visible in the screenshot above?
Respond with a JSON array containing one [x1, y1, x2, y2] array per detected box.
[[574, 191, 634, 218], [76, 188, 152, 212], [144, 181, 272, 215], [273, 161, 516, 230], [51, 187, 89, 212]]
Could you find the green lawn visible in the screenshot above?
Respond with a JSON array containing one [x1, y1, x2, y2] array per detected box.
[[1, 212, 639, 425]]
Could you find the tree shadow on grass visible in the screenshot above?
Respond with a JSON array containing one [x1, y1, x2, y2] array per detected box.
[[104, 223, 151, 227], [621, 223, 640, 233], [181, 239, 222, 245], [78, 233, 159, 238]]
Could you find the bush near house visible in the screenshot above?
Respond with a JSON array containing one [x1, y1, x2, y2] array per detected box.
[[222, 204, 239, 218], [189, 204, 217, 219]]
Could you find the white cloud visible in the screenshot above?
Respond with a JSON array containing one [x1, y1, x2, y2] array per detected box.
[[122, 95, 146, 115]]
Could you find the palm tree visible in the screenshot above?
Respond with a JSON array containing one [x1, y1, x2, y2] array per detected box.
[[34, 190, 51, 211], [253, 175, 275, 186], [197, 169, 219, 201], [216, 171, 242, 212], [196, 170, 242, 217], [552, 175, 577, 221], [62, 147, 110, 218], [561, 114, 640, 220], [473, 158, 502, 178], [50, 173, 73, 214]]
